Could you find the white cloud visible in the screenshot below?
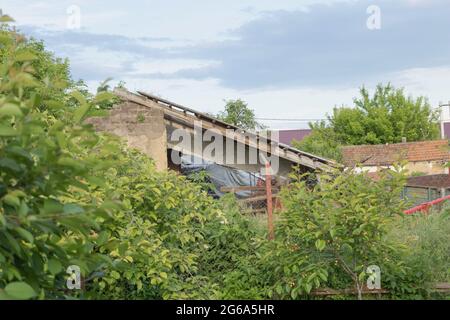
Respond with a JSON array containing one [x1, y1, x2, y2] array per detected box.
[[130, 59, 221, 75], [2, 0, 354, 40], [4, 0, 450, 130], [91, 64, 450, 130], [390, 66, 450, 107]]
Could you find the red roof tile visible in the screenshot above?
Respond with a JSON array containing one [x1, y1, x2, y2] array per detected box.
[[342, 140, 450, 166]]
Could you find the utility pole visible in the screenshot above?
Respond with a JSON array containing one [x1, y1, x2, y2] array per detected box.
[[439, 102, 450, 139]]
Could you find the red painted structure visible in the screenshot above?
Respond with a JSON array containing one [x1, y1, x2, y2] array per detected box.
[[403, 195, 450, 215], [265, 162, 274, 240]]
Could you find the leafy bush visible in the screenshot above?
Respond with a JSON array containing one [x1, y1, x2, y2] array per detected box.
[[197, 194, 269, 299], [83, 148, 223, 299], [268, 167, 410, 299], [0, 22, 223, 300], [0, 22, 118, 299]]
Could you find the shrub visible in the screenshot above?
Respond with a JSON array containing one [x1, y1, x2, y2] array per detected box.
[[81, 147, 223, 299], [0, 23, 118, 299], [269, 167, 409, 299], [198, 194, 269, 299]]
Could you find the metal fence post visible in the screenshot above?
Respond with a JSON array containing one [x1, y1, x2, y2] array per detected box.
[[265, 162, 274, 240]]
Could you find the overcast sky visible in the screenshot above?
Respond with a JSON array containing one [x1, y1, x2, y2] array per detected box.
[[2, 0, 450, 129]]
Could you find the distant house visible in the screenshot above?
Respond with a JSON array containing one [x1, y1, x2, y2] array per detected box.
[[404, 173, 450, 205], [341, 140, 450, 176], [272, 129, 312, 146]]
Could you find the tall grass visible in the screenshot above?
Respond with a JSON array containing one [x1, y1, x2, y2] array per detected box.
[[387, 208, 450, 284]]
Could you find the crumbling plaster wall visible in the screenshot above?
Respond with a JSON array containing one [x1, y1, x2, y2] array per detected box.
[[86, 102, 168, 171]]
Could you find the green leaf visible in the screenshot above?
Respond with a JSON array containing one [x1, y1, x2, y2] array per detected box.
[[0, 290, 14, 300], [0, 124, 18, 136], [304, 283, 313, 294], [341, 243, 353, 254], [3, 194, 20, 207], [63, 203, 85, 215], [43, 199, 64, 214], [290, 288, 298, 299], [48, 259, 63, 275], [315, 239, 326, 251], [73, 103, 91, 123], [275, 284, 283, 295], [4, 282, 37, 300], [15, 51, 37, 62], [15, 227, 34, 243], [4, 231, 21, 254], [329, 229, 336, 238], [0, 103, 23, 117], [70, 91, 87, 105], [94, 91, 116, 103], [358, 271, 366, 282], [96, 231, 109, 246], [111, 270, 121, 280], [57, 157, 85, 171], [0, 158, 21, 172]]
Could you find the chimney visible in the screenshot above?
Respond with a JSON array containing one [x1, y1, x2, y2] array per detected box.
[[401, 137, 407, 143]]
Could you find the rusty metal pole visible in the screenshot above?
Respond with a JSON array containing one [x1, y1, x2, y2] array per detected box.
[[265, 161, 274, 240]]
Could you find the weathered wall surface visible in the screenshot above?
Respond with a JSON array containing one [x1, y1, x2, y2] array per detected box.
[[356, 160, 448, 176], [405, 161, 448, 175], [86, 102, 168, 171]]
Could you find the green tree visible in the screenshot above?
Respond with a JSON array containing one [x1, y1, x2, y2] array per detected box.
[[267, 167, 412, 300], [294, 84, 439, 160], [333, 84, 439, 145], [217, 99, 265, 131], [292, 121, 343, 161]]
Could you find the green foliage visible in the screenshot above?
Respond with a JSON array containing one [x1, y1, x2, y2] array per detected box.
[[198, 194, 269, 299], [270, 167, 410, 299], [217, 99, 266, 131], [0, 23, 119, 299], [94, 78, 123, 110], [185, 169, 216, 194], [294, 84, 439, 160], [293, 122, 342, 161], [385, 209, 450, 298], [0, 23, 224, 300], [333, 84, 439, 145], [84, 148, 222, 299]]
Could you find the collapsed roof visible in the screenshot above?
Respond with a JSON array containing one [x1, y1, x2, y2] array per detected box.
[[114, 89, 338, 174]]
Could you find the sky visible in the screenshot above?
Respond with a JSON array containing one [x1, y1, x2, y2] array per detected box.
[[2, 0, 450, 129]]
